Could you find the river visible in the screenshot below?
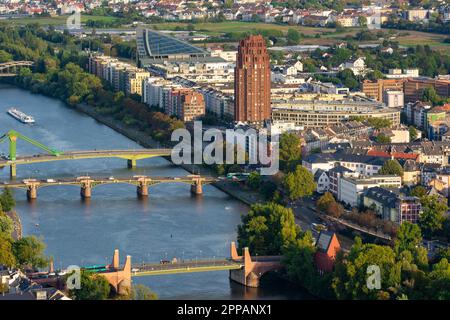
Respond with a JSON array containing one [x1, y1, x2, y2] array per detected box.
[[0, 85, 312, 299]]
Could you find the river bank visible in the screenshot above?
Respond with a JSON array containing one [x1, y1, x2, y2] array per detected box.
[[5, 210, 22, 240]]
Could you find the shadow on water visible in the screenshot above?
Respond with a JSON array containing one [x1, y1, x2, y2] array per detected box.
[[229, 272, 316, 300]]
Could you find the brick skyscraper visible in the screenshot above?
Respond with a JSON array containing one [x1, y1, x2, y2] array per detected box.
[[234, 35, 271, 123]]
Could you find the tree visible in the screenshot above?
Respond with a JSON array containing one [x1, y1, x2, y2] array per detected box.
[[394, 222, 422, 255], [378, 159, 404, 177], [283, 165, 316, 201], [326, 201, 344, 218], [12, 236, 48, 269], [367, 118, 391, 129], [237, 202, 300, 255], [279, 132, 302, 171], [287, 29, 301, 45], [131, 284, 158, 300], [69, 270, 111, 300], [332, 238, 402, 300], [0, 188, 16, 212], [376, 133, 391, 144], [419, 195, 447, 238], [0, 234, 16, 268], [422, 86, 442, 106], [0, 49, 12, 63], [411, 185, 427, 198], [409, 126, 418, 141], [0, 214, 14, 237], [316, 192, 335, 212], [247, 171, 261, 190]]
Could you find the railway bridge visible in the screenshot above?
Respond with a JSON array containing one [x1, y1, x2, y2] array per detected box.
[[0, 130, 171, 177], [0, 61, 34, 76]]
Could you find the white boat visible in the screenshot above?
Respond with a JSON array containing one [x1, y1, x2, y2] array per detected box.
[[7, 108, 35, 124]]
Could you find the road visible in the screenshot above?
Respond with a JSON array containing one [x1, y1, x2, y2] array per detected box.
[[287, 195, 354, 251]]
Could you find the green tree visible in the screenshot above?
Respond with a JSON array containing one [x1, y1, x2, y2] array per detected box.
[[279, 132, 302, 171], [0, 188, 16, 212], [131, 284, 158, 300], [283, 231, 332, 297], [332, 238, 402, 300], [237, 202, 300, 255], [69, 270, 111, 300], [247, 171, 261, 190], [376, 133, 391, 143], [419, 195, 447, 238], [411, 185, 427, 198], [0, 214, 14, 237], [287, 29, 301, 45], [284, 165, 316, 201], [0, 49, 13, 63], [409, 126, 418, 141], [316, 192, 335, 212], [394, 222, 422, 255], [378, 159, 404, 177], [12, 236, 48, 269], [0, 234, 16, 268]]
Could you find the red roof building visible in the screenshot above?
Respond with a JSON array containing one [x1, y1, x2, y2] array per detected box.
[[314, 231, 341, 274]]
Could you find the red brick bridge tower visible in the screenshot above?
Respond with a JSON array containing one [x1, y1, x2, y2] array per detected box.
[[229, 242, 282, 288]]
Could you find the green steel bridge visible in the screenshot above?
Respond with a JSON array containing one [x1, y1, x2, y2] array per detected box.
[[0, 130, 171, 177]]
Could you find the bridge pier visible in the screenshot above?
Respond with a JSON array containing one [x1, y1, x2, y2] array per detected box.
[[80, 185, 92, 198], [137, 183, 148, 197], [191, 182, 203, 195], [127, 159, 136, 169], [10, 164, 16, 178], [27, 185, 37, 200]]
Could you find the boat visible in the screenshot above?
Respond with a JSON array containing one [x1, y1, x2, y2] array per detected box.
[[7, 108, 35, 124]]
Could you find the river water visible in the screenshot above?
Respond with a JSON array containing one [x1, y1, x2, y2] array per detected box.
[[0, 85, 311, 299]]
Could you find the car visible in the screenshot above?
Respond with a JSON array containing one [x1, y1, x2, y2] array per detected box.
[[160, 259, 171, 264], [46, 179, 55, 183], [131, 268, 139, 272], [108, 176, 115, 180]]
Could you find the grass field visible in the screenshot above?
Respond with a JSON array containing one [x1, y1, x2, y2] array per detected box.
[[146, 21, 328, 36], [2, 14, 123, 26]]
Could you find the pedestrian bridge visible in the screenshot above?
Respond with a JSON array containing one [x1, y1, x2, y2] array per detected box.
[[0, 175, 215, 199], [0, 130, 171, 177], [94, 244, 283, 294]]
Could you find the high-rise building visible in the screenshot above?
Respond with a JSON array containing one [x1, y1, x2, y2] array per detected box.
[[234, 35, 271, 123]]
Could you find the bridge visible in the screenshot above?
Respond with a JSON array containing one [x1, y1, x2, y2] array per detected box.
[[94, 243, 283, 294], [0, 175, 215, 199], [0, 130, 171, 177], [0, 61, 34, 76]]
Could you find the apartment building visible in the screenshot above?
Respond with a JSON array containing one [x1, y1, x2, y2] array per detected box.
[[404, 78, 450, 103], [363, 187, 421, 224], [338, 173, 402, 207], [271, 98, 400, 129], [362, 79, 406, 102]]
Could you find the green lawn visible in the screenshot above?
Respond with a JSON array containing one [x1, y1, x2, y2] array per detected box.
[[4, 15, 123, 26]]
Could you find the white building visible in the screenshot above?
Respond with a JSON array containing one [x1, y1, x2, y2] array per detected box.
[[383, 90, 404, 108], [338, 173, 402, 207]]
